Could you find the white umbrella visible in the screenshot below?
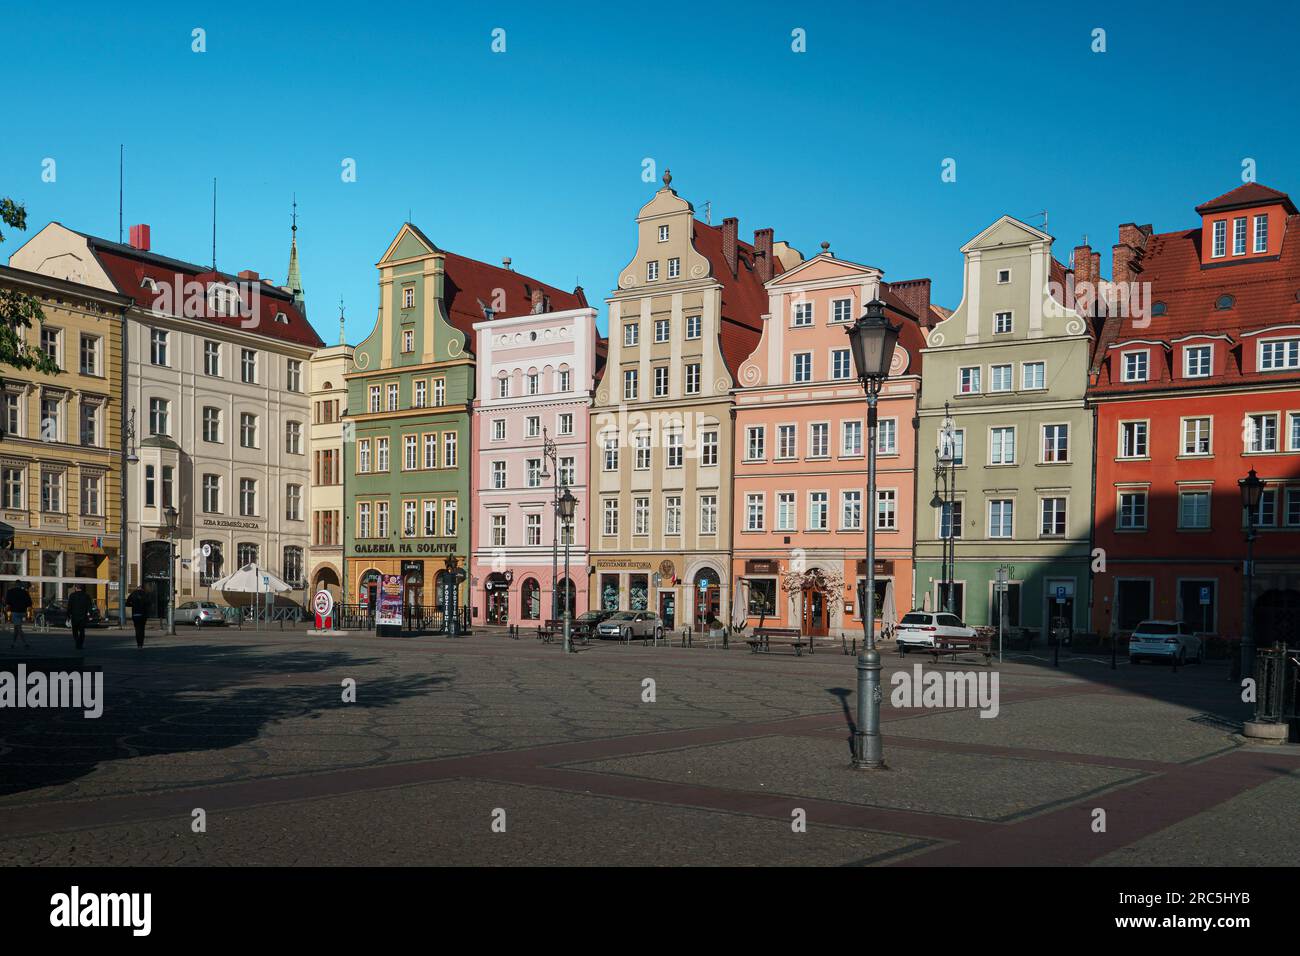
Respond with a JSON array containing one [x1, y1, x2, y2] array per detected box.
[[881, 579, 898, 641], [210, 563, 292, 594], [922, 590, 932, 612]]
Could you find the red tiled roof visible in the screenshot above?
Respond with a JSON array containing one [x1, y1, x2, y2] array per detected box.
[[440, 250, 585, 348], [690, 220, 786, 379], [1195, 183, 1297, 215], [81, 233, 324, 349], [876, 284, 928, 374], [1089, 214, 1300, 395]]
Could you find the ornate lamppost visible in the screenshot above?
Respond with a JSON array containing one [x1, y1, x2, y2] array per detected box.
[[845, 299, 900, 770], [1238, 467, 1264, 680], [930, 403, 958, 614], [558, 487, 577, 653], [162, 503, 178, 635], [540, 427, 560, 621]]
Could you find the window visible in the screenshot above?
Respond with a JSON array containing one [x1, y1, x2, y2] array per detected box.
[[1290, 413, 1300, 452], [876, 489, 897, 531], [841, 420, 862, 457], [990, 364, 1012, 392], [831, 348, 852, 380], [686, 315, 701, 339], [1212, 219, 1226, 258], [878, 418, 897, 455], [149, 397, 169, 436], [492, 419, 506, 441], [700, 495, 717, 535], [623, 370, 638, 400], [1041, 497, 1066, 536], [658, 225, 669, 242], [526, 416, 541, 439], [80, 473, 102, 516], [841, 490, 862, 530], [558, 369, 570, 392], [793, 353, 812, 383], [646, 261, 659, 281], [286, 421, 302, 454], [990, 427, 1015, 465], [414, 381, 426, 408], [654, 366, 669, 397], [144, 465, 155, 508], [809, 422, 829, 458], [1233, 217, 1247, 256], [1256, 488, 1278, 527], [745, 494, 765, 531], [989, 499, 1014, 538], [204, 340, 220, 376], [376, 437, 389, 471], [286, 484, 302, 521], [1185, 345, 1211, 377], [1022, 362, 1045, 390], [240, 348, 257, 384], [603, 498, 618, 536], [0, 465, 23, 509], [402, 329, 414, 353], [40, 327, 59, 365], [79, 335, 99, 375], [685, 363, 700, 394], [941, 500, 963, 538], [602, 436, 619, 471], [161, 465, 174, 509], [633, 496, 650, 536], [526, 513, 542, 547], [1179, 490, 1211, 529], [1121, 352, 1148, 382], [1254, 214, 1269, 253], [2, 391, 20, 438], [488, 461, 506, 490], [150, 329, 168, 366], [239, 478, 257, 516], [403, 286, 414, 309], [666, 428, 683, 468], [369, 386, 381, 412], [282, 547, 303, 588], [1118, 491, 1147, 530], [666, 256, 680, 279], [623, 322, 639, 347], [358, 439, 372, 473], [1043, 424, 1069, 463], [665, 496, 682, 535], [634, 432, 651, 470], [994, 311, 1012, 334], [1120, 421, 1148, 458], [201, 406, 220, 443], [429, 378, 443, 406], [997, 268, 1011, 284], [832, 298, 853, 323], [941, 428, 966, 466], [497, 376, 510, 399], [377, 501, 390, 538], [1184, 418, 1212, 455], [1259, 339, 1300, 371], [443, 432, 457, 467], [792, 301, 813, 327], [1287, 488, 1300, 527], [79, 402, 98, 446], [240, 413, 258, 448], [701, 430, 718, 467], [201, 474, 221, 513], [654, 318, 670, 342], [526, 373, 539, 395], [358, 502, 371, 538], [557, 412, 574, 436], [777, 424, 797, 460], [424, 500, 437, 537], [808, 491, 828, 531], [287, 359, 302, 392], [489, 513, 506, 548], [386, 384, 399, 411], [960, 367, 981, 394], [526, 458, 543, 488], [237, 543, 259, 567], [746, 426, 765, 461], [1247, 413, 1278, 453], [777, 492, 796, 531], [404, 435, 418, 471]]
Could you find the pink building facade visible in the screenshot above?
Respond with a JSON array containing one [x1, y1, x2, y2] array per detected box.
[[732, 249, 931, 640], [470, 307, 602, 626]]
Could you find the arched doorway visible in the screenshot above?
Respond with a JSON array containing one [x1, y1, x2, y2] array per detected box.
[[1255, 588, 1300, 648], [141, 539, 172, 619], [557, 577, 576, 619], [484, 572, 510, 625], [521, 578, 541, 620], [693, 567, 722, 630], [313, 565, 341, 598], [801, 569, 829, 637], [359, 569, 381, 613]]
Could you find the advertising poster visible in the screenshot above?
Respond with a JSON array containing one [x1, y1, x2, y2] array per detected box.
[[376, 573, 403, 627]]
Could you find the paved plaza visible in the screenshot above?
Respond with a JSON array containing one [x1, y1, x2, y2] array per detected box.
[[1, 625, 1296, 866]]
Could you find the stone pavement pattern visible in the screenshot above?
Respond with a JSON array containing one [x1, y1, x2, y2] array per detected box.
[[1, 627, 1296, 865]]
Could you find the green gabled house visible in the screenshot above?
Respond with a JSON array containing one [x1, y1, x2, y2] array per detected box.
[[343, 223, 584, 617]]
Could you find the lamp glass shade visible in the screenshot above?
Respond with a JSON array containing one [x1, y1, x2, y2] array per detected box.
[[1239, 468, 1264, 509], [163, 505, 178, 532], [557, 488, 577, 522], [845, 300, 901, 382]]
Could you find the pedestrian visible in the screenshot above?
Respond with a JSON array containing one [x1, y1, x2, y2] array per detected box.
[[125, 585, 149, 648], [5, 580, 32, 649], [67, 583, 92, 651]]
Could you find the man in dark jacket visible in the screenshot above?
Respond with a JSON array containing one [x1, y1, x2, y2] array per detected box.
[[67, 583, 93, 651], [125, 586, 149, 649], [6, 580, 33, 649]]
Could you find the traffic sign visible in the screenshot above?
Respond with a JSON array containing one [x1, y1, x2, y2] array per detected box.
[[1200, 586, 1211, 606]]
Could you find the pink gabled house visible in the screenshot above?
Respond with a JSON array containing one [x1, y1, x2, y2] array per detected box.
[[732, 245, 934, 641], [470, 303, 604, 626]]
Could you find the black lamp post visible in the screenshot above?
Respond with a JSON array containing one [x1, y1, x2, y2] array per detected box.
[[931, 403, 957, 614], [163, 504, 178, 635], [558, 487, 577, 653], [845, 299, 900, 770], [1238, 467, 1264, 680]]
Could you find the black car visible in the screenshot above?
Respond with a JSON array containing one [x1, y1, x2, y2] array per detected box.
[[36, 599, 107, 629], [570, 610, 615, 642]]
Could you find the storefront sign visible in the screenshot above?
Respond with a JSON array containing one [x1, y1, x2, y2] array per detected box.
[[401, 560, 424, 583], [746, 559, 778, 574], [598, 559, 653, 570], [856, 559, 895, 575]]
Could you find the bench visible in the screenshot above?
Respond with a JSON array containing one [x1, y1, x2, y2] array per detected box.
[[924, 633, 994, 665], [537, 620, 563, 644], [749, 626, 808, 656]]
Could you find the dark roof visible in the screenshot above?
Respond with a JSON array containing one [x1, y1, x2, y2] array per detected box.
[[1195, 183, 1297, 216], [690, 220, 784, 377], [878, 283, 927, 375], [440, 250, 585, 346], [72, 228, 324, 349]]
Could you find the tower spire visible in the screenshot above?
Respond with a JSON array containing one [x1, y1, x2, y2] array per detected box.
[[286, 194, 305, 315], [338, 296, 346, 346]]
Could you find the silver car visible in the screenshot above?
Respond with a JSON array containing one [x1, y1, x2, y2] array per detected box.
[[174, 601, 227, 626], [597, 611, 663, 643]]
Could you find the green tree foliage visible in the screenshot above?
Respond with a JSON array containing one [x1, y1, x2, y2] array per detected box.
[[1, 196, 59, 374]]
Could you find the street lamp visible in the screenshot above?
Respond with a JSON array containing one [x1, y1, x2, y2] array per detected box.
[[1238, 467, 1264, 680], [845, 298, 900, 771], [541, 427, 560, 622], [558, 487, 577, 654], [163, 504, 178, 635], [934, 403, 957, 614]]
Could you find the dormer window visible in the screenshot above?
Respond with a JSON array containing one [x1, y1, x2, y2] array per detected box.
[[1233, 217, 1247, 256], [140, 277, 159, 293], [1211, 220, 1227, 258], [1121, 351, 1149, 382], [1184, 345, 1212, 378], [1215, 295, 1234, 310], [1152, 301, 1167, 316], [1259, 337, 1300, 371], [1254, 215, 1269, 253], [274, 311, 288, 324]]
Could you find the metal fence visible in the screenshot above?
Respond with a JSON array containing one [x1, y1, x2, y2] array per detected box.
[[334, 603, 471, 634]]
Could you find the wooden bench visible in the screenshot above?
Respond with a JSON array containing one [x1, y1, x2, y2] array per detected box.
[[749, 626, 808, 656], [925, 633, 994, 665], [537, 620, 563, 644]]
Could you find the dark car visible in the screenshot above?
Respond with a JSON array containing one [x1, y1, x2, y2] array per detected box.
[[36, 599, 107, 629], [570, 610, 615, 642]]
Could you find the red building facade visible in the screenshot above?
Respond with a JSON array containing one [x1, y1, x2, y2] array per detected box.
[[1089, 184, 1300, 646]]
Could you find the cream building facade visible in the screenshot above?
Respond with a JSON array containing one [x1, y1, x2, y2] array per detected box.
[[307, 330, 353, 602]]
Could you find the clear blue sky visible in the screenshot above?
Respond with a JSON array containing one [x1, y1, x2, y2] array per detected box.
[[3, 0, 1296, 342]]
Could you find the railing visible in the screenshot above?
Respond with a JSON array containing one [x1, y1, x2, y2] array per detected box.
[[337, 603, 374, 630], [333, 604, 473, 634], [1255, 644, 1299, 727]]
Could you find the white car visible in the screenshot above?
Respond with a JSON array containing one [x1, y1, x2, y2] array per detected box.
[[895, 611, 977, 653], [1129, 620, 1202, 665]]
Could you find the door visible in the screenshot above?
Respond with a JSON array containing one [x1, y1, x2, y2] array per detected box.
[[487, 588, 508, 624], [802, 588, 828, 636], [658, 591, 675, 629]]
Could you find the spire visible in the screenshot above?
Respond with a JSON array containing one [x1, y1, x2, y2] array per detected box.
[[338, 296, 346, 346], [286, 194, 305, 315]]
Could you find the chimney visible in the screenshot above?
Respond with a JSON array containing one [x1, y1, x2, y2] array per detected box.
[[238, 269, 260, 282], [1112, 223, 1152, 287], [128, 224, 151, 252], [573, 285, 587, 307], [502, 257, 512, 271], [888, 278, 932, 327], [722, 217, 738, 276], [753, 228, 774, 283], [531, 288, 544, 314]]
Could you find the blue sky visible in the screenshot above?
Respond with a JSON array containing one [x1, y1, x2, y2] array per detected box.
[[3, 0, 1296, 342]]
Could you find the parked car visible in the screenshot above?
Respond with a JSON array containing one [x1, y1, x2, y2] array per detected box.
[[174, 601, 228, 627], [597, 610, 663, 642], [570, 610, 615, 642], [1129, 620, 1202, 665], [35, 599, 107, 629], [895, 611, 978, 653]]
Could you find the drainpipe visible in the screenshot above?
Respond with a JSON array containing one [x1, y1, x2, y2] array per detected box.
[[117, 305, 130, 626]]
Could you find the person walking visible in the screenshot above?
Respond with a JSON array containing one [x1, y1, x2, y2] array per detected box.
[[67, 583, 92, 651], [125, 585, 149, 649], [6, 580, 33, 649]]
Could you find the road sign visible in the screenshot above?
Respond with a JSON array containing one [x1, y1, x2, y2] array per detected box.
[[1200, 586, 1211, 606], [1055, 585, 1067, 604], [201, 543, 212, 557], [313, 589, 335, 630]]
